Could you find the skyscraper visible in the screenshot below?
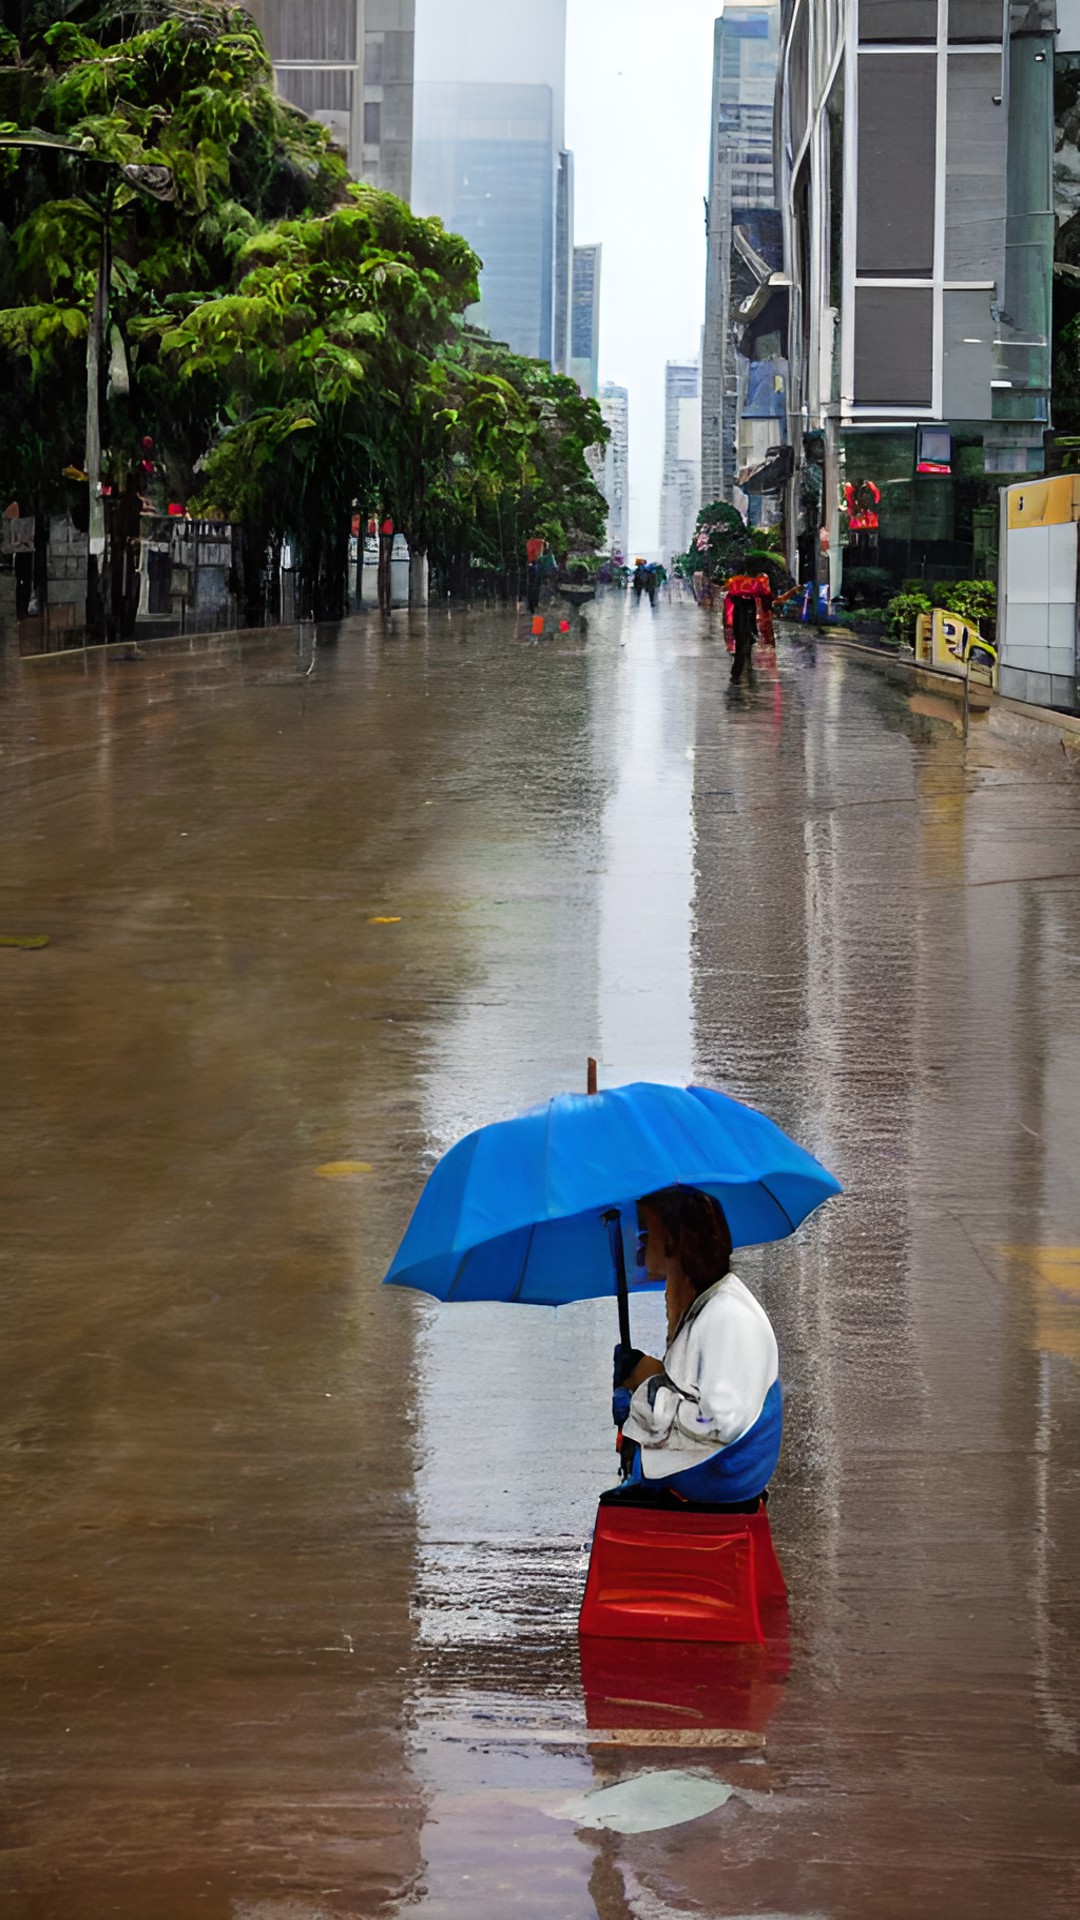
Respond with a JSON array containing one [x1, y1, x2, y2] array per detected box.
[[570, 244, 602, 398], [596, 383, 630, 562], [554, 151, 575, 375], [659, 360, 701, 564], [701, 3, 780, 506], [412, 0, 570, 365], [249, 2, 416, 203]]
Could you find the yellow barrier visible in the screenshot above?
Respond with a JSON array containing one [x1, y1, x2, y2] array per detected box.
[[914, 608, 997, 689]]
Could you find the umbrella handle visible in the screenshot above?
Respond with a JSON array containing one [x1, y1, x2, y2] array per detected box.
[[604, 1209, 633, 1354]]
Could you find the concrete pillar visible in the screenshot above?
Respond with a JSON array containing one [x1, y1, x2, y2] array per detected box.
[[409, 548, 429, 606]]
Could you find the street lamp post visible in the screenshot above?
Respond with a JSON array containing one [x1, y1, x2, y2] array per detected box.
[[83, 170, 115, 637]]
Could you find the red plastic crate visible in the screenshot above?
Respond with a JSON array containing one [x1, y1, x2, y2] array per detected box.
[[579, 1504, 786, 1645]]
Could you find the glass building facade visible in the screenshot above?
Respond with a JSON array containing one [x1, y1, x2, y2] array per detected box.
[[570, 243, 601, 398], [412, 0, 568, 367], [413, 83, 556, 360]]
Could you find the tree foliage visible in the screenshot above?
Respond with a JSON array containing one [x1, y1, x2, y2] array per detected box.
[[685, 501, 753, 582], [0, 0, 607, 615]]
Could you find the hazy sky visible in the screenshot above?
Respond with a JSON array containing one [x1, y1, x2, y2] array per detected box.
[[567, 0, 721, 553]]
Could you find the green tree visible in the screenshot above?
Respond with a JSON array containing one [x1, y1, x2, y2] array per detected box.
[[0, 0, 610, 624], [413, 332, 608, 594], [158, 190, 481, 614], [685, 500, 751, 582], [0, 0, 348, 620]]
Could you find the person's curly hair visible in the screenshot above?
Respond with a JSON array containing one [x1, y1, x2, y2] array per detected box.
[[639, 1187, 733, 1295]]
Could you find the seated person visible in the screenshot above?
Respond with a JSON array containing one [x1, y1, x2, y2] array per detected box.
[[609, 1186, 782, 1507]]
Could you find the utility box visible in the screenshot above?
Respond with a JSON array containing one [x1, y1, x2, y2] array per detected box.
[[998, 476, 1080, 712]]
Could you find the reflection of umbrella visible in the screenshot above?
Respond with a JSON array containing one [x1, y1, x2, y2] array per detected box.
[[383, 1081, 841, 1342]]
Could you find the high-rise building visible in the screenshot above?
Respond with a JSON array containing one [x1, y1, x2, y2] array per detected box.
[[659, 360, 701, 565], [570, 244, 601, 398], [554, 151, 575, 375], [701, 3, 781, 509], [777, 0, 1055, 602], [249, 2, 415, 203], [412, 0, 570, 365], [595, 382, 630, 562]]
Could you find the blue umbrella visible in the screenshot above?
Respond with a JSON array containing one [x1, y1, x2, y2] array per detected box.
[[384, 1081, 841, 1337]]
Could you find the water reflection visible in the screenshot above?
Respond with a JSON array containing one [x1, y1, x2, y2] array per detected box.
[[400, 617, 1080, 1917], [5, 605, 1080, 1917]]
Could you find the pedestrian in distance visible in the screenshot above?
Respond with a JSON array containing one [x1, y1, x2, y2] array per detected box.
[[526, 535, 545, 613], [632, 558, 655, 607], [729, 591, 757, 684]]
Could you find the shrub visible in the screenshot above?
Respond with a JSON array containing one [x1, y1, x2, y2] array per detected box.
[[885, 589, 932, 644], [564, 554, 601, 582], [898, 577, 997, 634], [936, 578, 997, 635], [830, 609, 891, 637], [843, 565, 893, 607], [689, 500, 751, 581]]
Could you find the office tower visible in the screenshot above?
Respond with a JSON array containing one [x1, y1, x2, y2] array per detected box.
[[412, 0, 569, 365], [777, 0, 1055, 614], [249, 1, 415, 201], [659, 360, 701, 564], [701, 3, 781, 508], [570, 244, 602, 398], [555, 151, 575, 374], [595, 383, 630, 562]]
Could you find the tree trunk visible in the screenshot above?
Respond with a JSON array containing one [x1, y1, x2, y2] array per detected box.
[[449, 549, 470, 602], [241, 525, 267, 627], [316, 516, 348, 622], [377, 534, 393, 614]]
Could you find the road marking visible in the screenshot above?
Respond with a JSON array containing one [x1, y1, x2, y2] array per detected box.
[[315, 1161, 374, 1179], [435, 1724, 765, 1750]]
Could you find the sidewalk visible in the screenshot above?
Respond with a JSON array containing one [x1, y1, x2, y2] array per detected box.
[[788, 622, 1080, 770]]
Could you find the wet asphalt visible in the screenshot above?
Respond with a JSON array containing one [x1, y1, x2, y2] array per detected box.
[[2, 589, 1079, 1919]]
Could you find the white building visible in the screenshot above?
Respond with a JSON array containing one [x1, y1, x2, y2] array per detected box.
[[594, 383, 630, 562], [659, 360, 701, 564]]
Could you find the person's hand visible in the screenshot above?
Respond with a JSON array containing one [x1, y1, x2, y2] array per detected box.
[[612, 1342, 644, 1388], [612, 1343, 643, 1427], [612, 1386, 632, 1428]]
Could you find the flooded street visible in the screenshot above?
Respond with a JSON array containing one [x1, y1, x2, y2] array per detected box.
[[3, 592, 1080, 1919]]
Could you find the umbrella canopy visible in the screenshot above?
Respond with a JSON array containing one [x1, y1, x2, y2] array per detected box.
[[383, 1082, 841, 1308]]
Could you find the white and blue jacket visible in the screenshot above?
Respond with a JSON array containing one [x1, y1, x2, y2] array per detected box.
[[622, 1273, 782, 1502]]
